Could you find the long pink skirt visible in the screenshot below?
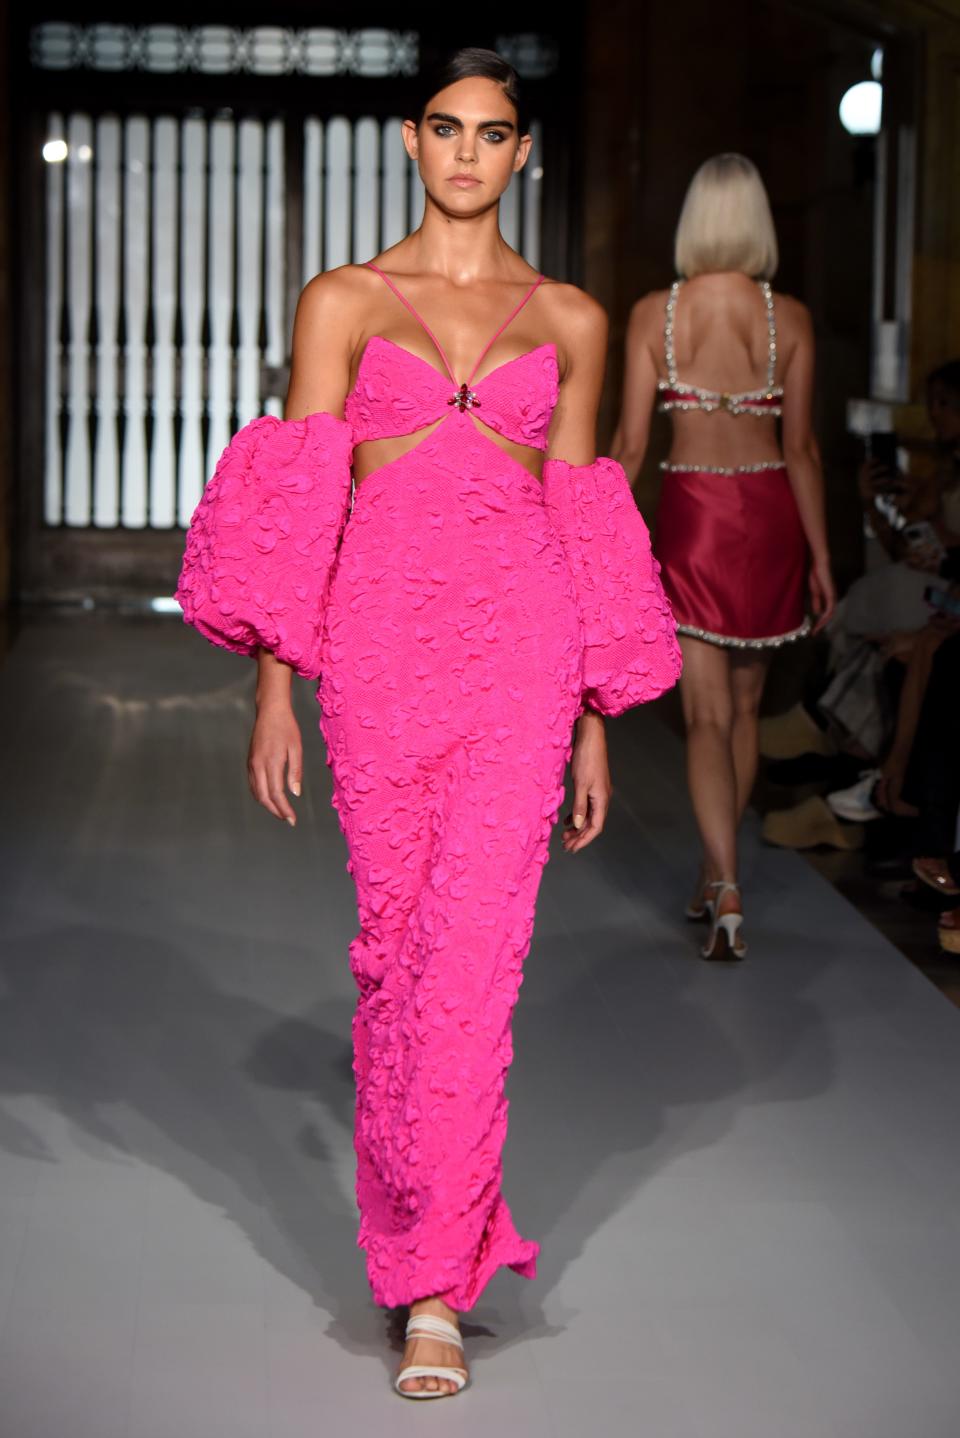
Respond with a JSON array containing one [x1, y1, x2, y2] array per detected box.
[[316, 420, 584, 1310]]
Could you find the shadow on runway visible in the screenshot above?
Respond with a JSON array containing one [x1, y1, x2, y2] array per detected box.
[[0, 873, 837, 1371], [0, 618, 903, 1381]]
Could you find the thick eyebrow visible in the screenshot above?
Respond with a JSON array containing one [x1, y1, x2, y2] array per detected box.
[[424, 111, 516, 132]]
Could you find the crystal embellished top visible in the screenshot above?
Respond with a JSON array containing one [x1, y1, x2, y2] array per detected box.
[[656, 277, 784, 418]]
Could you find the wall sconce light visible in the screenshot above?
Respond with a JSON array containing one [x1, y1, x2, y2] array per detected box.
[[839, 79, 883, 136]]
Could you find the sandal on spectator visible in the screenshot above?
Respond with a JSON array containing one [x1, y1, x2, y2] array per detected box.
[[912, 856, 960, 897], [759, 702, 836, 761], [762, 795, 864, 851], [938, 909, 960, 955]]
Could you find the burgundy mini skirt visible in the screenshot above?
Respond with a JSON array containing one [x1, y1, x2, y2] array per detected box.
[[653, 463, 810, 649]]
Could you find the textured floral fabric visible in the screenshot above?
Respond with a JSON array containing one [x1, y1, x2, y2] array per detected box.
[[174, 333, 681, 1312], [319, 409, 582, 1310], [541, 456, 683, 714], [174, 411, 353, 679], [344, 334, 559, 450]]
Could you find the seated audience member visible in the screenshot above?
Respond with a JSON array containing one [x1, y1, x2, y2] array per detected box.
[[761, 362, 960, 850], [897, 627, 960, 958]]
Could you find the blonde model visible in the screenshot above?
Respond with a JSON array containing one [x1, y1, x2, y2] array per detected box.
[[610, 154, 835, 957]]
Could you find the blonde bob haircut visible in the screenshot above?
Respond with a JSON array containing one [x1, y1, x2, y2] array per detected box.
[[674, 153, 778, 280]]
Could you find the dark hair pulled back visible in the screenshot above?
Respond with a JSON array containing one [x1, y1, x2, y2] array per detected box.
[[408, 46, 528, 136]]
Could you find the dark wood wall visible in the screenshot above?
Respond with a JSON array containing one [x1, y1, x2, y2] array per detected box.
[[584, 0, 881, 587], [0, 0, 11, 622]]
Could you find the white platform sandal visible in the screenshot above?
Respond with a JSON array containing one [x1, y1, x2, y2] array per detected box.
[[700, 880, 747, 960], [394, 1312, 469, 1398]]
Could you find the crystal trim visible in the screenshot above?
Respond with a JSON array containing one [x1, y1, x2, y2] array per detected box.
[[656, 390, 784, 417], [675, 618, 812, 649], [659, 460, 788, 474], [661, 276, 783, 413]]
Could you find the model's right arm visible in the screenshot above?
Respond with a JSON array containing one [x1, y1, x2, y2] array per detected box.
[[283, 268, 358, 420], [249, 269, 360, 825]]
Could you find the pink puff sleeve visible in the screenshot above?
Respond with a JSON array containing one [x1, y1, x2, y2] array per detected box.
[[541, 455, 683, 716], [174, 410, 354, 680]]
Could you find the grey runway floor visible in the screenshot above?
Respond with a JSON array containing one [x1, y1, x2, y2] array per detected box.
[[2, 613, 960, 1437]]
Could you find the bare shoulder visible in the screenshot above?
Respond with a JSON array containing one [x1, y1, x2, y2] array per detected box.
[[626, 288, 670, 337], [771, 289, 814, 340], [539, 277, 608, 350], [295, 263, 378, 336]]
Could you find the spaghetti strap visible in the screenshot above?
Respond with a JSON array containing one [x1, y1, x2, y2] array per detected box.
[[365, 262, 458, 386], [758, 279, 777, 388], [365, 262, 546, 388], [465, 273, 545, 385], [664, 279, 681, 386]]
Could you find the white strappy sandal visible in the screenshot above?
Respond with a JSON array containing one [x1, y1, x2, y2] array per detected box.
[[700, 880, 747, 959], [394, 1312, 469, 1399]]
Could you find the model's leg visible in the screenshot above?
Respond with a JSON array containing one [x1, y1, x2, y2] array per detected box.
[[730, 649, 773, 820], [318, 726, 467, 1393], [321, 715, 567, 1387], [678, 634, 737, 890], [346, 740, 554, 1310], [317, 439, 582, 1392], [401, 1295, 466, 1396]]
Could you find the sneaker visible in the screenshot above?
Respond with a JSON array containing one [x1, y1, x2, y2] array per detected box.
[[826, 769, 883, 822]]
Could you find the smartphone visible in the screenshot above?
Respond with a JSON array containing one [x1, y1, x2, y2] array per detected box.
[[868, 431, 899, 473], [924, 585, 960, 620]]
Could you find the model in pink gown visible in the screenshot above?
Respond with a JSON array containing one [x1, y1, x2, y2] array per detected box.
[[175, 263, 682, 1312]]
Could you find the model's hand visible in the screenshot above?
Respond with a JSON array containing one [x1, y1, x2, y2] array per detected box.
[[247, 699, 303, 826], [562, 711, 611, 853], [809, 553, 836, 635]]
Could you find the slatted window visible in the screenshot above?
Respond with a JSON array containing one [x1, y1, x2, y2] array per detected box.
[[42, 109, 544, 530], [20, 19, 571, 598]]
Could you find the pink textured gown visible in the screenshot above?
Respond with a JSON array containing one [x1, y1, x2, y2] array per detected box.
[[175, 263, 682, 1313]]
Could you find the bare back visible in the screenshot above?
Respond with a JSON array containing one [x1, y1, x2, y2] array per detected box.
[[620, 271, 814, 472]]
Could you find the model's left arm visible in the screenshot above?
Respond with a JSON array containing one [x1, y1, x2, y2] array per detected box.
[[543, 294, 682, 721], [780, 298, 835, 633], [543, 290, 682, 853], [539, 291, 608, 852], [608, 293, 662, 486]]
